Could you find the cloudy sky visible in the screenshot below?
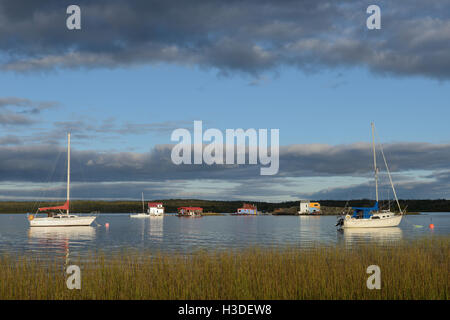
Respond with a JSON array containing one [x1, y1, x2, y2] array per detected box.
[[0, 0, 449, 201]]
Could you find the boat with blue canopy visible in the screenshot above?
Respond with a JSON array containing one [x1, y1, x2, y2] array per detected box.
[[336, 123, 403, 229]]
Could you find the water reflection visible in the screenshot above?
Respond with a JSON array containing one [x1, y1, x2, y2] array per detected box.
[[28, 226, 96, 241], [148, 217, 164, 241], [340, 227, 403, 245], [298, 216, 322, 246], [27, 226, 96, 262], [0, 213, 446, 259]]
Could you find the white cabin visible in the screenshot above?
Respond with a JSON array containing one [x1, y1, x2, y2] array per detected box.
[[148, 202, 164, 216], [298, 200, 321, 215], [299, 200, 310, 214]]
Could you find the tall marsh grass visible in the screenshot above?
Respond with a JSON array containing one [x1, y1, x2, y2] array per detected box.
[[0, 237, 448, 300]]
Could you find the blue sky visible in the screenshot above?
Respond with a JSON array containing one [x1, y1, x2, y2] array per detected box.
[[0, 0, 449, 201], [2, 64, 449, 151]]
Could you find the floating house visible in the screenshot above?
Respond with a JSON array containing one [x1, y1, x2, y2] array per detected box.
[[298, 200, 321, 215], [148, 202, 164, 216], [234, 203, 258, 215], [178, 207, 203, 216]]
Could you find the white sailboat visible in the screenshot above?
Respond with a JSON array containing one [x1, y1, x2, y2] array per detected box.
[[130, 192, 150, 218], [28, 133, 97, 227], [336, 123, 403, 229], [130, 193, 164, 218]]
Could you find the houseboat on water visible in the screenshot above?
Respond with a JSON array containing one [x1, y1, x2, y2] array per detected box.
[[177, 207, 203, 217], [148, 202, 164, 216], [233, 203, 258, 215], [298, 200, 321, 215]]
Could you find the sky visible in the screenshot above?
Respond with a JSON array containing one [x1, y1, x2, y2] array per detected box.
[[0, 0, 449, 202]]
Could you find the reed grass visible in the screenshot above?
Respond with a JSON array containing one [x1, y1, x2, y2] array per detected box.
[[0, 237, 448, 300]]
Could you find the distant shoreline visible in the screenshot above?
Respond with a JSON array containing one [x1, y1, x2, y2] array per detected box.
[[0, 199, 448, 214]]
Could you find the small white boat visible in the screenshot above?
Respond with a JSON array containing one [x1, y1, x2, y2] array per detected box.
[[130, 194, 164, 218], [336, 123, 403, 229], [130, 214, 149, 218], [131, 193, 149, 218], [28, 133, 97, 227]]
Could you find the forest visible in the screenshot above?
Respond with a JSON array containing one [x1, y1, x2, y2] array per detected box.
[[0, 199, 448, 214]]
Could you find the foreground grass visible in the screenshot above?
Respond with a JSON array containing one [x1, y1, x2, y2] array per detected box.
[[0, 237, 448, 300]]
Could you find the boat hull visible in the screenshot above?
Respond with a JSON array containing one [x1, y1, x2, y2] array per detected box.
[[130, 213, 163, 218], [29, 216, 96, 227], [130, 213, 149, 218], [177, 214, 202, 218], [343, 215, 402, 228]]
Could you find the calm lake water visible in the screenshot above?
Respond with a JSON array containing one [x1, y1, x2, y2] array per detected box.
[[0, 213, 448, 260]]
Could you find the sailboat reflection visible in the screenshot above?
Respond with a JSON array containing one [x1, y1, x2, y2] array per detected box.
[[28, 227, 95, 263], [28, 226, 96, 241], [341, 227, 403, 245]]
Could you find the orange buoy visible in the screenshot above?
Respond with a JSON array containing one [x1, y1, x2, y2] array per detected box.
[[429, 224, 435, 229], [105, 222, 110, 228]]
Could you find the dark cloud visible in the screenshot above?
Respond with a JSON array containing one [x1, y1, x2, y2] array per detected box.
[[0, 96, 59, 126], [0, 97, 59, 113], [0, 179, 290, 201], [1, 136, 449, 199], [0, 112, 35, 125], [0, 135, 22, 145], [0, 180, 188, 201], [1, 0, 449, 79], [301, 170, 450, 200], [278, 142, 450, 176], [24, 118, 195, 146], [0, 141, 449, 182]]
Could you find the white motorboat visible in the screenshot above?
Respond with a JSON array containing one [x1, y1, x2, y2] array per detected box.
[[28, 133, 97, 227], [336, 123, 403, 229]]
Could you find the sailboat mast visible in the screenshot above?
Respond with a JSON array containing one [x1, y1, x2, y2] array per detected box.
[[371, 122, 379, 203], [67, 133, 71, 214]]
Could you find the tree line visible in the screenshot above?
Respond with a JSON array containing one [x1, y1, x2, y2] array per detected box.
[[0, 198, 449, 213]]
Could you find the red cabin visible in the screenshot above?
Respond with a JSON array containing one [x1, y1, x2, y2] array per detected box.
[[236, 203, 257, 215], [178, 207, 203, 216]]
